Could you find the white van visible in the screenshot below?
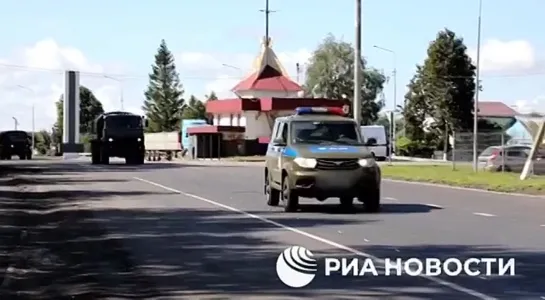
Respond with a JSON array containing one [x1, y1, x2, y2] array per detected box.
[[360, 125, 388, 161]]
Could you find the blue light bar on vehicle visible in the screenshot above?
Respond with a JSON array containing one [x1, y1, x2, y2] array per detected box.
[[295, 106, 348, 116]]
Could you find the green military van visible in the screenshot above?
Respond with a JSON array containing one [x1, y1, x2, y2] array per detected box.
[[264, 107, 381, 212]]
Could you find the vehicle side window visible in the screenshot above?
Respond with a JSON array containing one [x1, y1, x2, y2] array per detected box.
[[506, 150, 526, 158], [279, 123, 288, 143], [271, 121, 281, 141]]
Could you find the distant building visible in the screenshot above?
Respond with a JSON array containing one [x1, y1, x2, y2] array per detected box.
[[187, 37, 348, 158]]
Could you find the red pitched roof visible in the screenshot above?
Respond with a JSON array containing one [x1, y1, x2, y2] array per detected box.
[[232, 65, 302, 93], [478, 101, 518, 117]]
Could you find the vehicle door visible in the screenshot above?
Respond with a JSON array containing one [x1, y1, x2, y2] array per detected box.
[[266, 121, 281, 184], [504, 147, 529, 172], [270, 121, 287, 185]]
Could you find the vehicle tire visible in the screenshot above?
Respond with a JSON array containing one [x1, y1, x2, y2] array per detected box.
[[360, 185, 381, 213], [497, 165, 511, 172], [100, 148, 110, 165], [339, 197, 354, 210], [136, 154, 145, 165], [18, 155, 25, 160], [281, 174, 299, 212], [91, 142, 100, 164], [91, 152, 100, 164], [265, 171, 280, 206], [26, 153, 32, 160]]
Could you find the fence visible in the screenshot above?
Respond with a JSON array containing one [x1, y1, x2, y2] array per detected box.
[[447, 131, 535, 173]]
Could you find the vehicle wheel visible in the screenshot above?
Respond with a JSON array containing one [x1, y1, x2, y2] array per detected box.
[[100, 148, 110, 165], [265, 171, 280, 206], [497, 165, 511, 172], [26, 154, 32, 160], [281, 175, 299, 212], [360, 185, 381, 213], [339, 197, 354, 210], [18, 155, 25, 160], [91, 153, 100, 164], [136, 154, 145, 165], [6, 156, 11, 160]]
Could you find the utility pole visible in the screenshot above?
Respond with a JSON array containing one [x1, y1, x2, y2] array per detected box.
[[473, 0, 483, 172], [373, 45, 397, 149], [353, 0, 362, 125], [259, 0, 276, 46], [12, 117, 18, 130]]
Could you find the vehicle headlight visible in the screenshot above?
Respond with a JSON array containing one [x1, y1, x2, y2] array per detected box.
[[293, 157, 317, 169], [358, 158, 375, 167], [108, 138, 113, 142], [137, 138, 142, 142]]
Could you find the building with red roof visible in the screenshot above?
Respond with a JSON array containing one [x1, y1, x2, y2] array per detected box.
[[187, 37, 348, 158]]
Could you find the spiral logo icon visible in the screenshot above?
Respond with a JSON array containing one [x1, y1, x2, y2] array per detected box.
[[276, 246, 317, 288]]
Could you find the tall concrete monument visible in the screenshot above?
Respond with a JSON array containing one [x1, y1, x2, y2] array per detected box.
[[62, 70, 84, 157]]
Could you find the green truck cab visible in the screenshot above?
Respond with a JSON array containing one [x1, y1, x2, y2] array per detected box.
[[0, 130, 32, 160], [264, 107, 381, 212], [90, 111, 147, 165]]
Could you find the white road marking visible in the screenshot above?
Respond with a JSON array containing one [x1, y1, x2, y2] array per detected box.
[[540, 225, 545, 227], [425, 203, 443, 209], [134, 176, 495, 300], [473, 212, 495, 217]]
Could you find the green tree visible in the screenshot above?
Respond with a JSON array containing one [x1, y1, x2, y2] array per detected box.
[[304, 34, 386, 125], [53, 85, 104, 144], [404, 29, 476, 153], [143, 39, 185, 132], [181, 95, 207, 119], [34, 130, 52, 154], [205, 91, 218, 101]]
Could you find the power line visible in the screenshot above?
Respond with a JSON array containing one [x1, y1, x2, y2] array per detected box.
[[2, 61, 545, 80]]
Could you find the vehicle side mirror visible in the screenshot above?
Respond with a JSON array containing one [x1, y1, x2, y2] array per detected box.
[[272, 138, 286, 146], [144, 119, 149, 127], [366, 138, 377, 146]]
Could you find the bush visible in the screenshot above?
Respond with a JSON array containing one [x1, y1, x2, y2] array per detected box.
[[397, 136, 435, 158]]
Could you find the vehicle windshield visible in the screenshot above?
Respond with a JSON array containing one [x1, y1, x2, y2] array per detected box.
[[105, 116, 143, 129], [291, 121, 362, 145], [3, 131, 29, 142], [480, 146, 501, 156]]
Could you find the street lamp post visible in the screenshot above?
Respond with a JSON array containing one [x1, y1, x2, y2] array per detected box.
[[373, 45, 397, 152], [353, 0, 362, 125], [17, 85, 35, 151], [473, 0, 483, 172], [12, 117, 18, 130], [104, 75, 124, 111]]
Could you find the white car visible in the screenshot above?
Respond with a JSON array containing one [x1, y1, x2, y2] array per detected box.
[[360, 125, 388, 161]]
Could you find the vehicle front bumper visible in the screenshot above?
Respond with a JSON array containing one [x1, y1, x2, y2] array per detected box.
[[1, 145, 30, 156], [287, 166, 380, 198], [104, 139, 144, 157]]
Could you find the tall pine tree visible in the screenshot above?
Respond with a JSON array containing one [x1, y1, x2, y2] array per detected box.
[[143, 39, 185, 132]]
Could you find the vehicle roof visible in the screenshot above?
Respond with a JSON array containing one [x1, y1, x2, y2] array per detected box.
[[276, 114, 356, 123], [1, 130, 27, 134]]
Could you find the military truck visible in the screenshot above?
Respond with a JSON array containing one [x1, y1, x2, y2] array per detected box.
[[90, 111, 147, 165], [0, 130, 32, 160]]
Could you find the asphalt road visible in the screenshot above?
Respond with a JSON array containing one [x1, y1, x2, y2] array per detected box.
[[1, 158, 544, 299]]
